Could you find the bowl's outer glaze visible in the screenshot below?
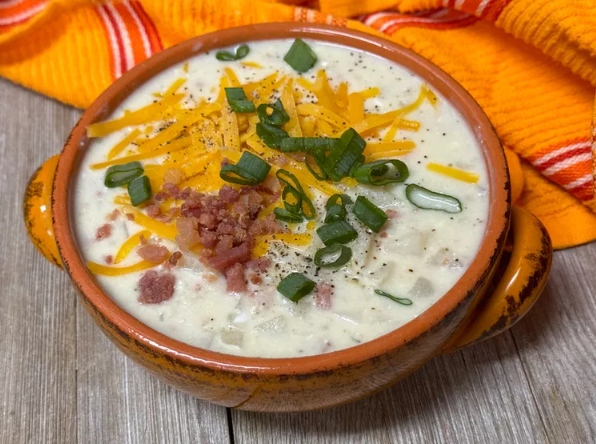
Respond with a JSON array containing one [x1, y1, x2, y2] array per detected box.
[[51, 23, 514, 411]]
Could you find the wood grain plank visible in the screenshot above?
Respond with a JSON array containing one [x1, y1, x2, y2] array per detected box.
[[232, 332, 548, 444], [0, 79, 79, 444], [510, 244, 596, 443], [76, 306, 231, 444]]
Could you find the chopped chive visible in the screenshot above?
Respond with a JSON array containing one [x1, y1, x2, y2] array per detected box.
[[304, 150, 330, 181], [305, 153, 328, 180], [273, 207, 304, 223], [316, 220, 358, 246], [325, 194, 353, 209], [127, 175, 151, 206], [220, 151, 271, 185], [104, 161, 143, 188], [284, 39, 317, 73], [405, 184, 462, 213], [375, 289, 413, 306], [256, 123, 289, 149], [256, 99, 289, 127], [282, 185, 302, 215], [351, 159, 409, 185], [277, 272, 316, 302], [276, 169, 316, 219], [216, 44, 250, 61], [352, 196, 388, 233], [314, 244, 352, 268], [225, 87, 255, 113], [280, 137, 343, 153], [325, 128, 366, 180], [324, 204, 346, 223]]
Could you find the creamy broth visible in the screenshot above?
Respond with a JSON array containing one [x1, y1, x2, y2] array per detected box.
[[74, 39, 489, 358]]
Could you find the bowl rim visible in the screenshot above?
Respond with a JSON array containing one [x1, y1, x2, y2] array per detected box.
[[52, 22, 509, 375]]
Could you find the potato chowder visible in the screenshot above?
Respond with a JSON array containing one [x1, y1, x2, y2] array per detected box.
[[74, 39, 489, 358]]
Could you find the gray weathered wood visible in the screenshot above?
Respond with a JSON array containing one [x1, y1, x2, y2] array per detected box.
[[2, 76, 596, 444]]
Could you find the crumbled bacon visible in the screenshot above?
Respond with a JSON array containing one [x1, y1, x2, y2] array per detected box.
[[104, 255, 113, 264], [137, 244, 169, 263], [386, 209, 399, 219], [198, 213, 217, 229], [249, 274, 262, 285], [248, 214, 286, 236], [106, 209, 120, 221], [138, 270, 175, 304], [315, 283, 333, 310], [205, 242, 251, 271], [125, 213, 135, 221], [226, 263, 247, 292], [139, 233, 148, 245], [247, 257, 271, 272], [95, 224, 112, 240], [146, 204, 161, 218], [175, 217, 201, 250], [219, 185, 240, 204], [153, 192, 168, 202]]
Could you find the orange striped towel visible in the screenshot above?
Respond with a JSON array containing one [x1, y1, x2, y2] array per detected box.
[[1, 0, 595, 249]]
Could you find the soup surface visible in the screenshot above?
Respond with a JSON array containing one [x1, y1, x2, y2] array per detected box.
[[74, 39, 489, 358]]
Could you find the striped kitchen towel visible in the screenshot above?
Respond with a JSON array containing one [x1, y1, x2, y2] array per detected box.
[[1, 0, 595, 249]]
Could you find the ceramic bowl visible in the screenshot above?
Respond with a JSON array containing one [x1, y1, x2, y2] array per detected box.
[[23, 23, 552, 412]]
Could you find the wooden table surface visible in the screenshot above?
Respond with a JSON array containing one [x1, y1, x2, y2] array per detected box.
[[1, 77, 595, 444]]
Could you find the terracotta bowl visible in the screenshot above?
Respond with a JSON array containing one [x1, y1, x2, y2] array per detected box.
[[23, 23, 552, 412]]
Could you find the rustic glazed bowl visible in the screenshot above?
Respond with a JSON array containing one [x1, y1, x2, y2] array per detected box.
[[23, 23, 552, 412]]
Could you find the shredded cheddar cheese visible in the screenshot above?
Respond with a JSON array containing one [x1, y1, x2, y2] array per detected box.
[[107, 129, 142, 160], [87, 257, 169, 276], [122, 207, 178, 240], [253, 233, 313, 257], [114, 230, 151, 264], [426, 163, 480, 183]]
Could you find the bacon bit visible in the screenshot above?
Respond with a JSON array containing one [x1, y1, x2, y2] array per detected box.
[[95, 224, 112, 240], [146, 203, 161, 218], [153, 191, 168, 202], [104, 255, 114, 264], [315, 282, 333, 310], [139, 233, 148, 245], [249, 274, 262, 285], [205, 242, 251, 271], [214, 235, 234, 255], [138, 270, 175, 304], [263, 175, 281, 193], [106, 209, 120, 221], [247, 257, 271, 272], [176, 217, 201, 250], [386, 209, 398, 219], [226, 263, 247, 292], [137, 244, 169, 263], [198, 213, 217, 229], [163, 168, 185, 185], [219, 185, 240, 204], [125, 213, 135, 221], [380, 231, 388, 238], [248, 214, 286, 236], [200, 230, 218, 248], [168, 251, 183, 266]]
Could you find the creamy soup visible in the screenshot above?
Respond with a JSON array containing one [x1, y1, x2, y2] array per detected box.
[[74, 39, 489, 358]]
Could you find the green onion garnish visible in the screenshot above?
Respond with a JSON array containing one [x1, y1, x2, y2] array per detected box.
[[127, 175, 151, 206], [284, 39, 317, 73], [216, 44, 250, 61], [304, 150, 329, 181], [277, 273, 316, 302], [326, 194, 353, 209], [282, 185, 302, 215], [280, 137, 342, 153], [405, 184, 462, 213], [316, 220, 358, 246], [314, 244, 352, 268], [276, 169, 316, 219], [256, 123, 289, 149], [220, 151, 271, 185], [104, 161, 144, 188], [273, 208, 303, 223], [225, 87, 255, 113], [325, 128, 366, 180], [351, 159, 409, 185], [352, 196, 388, 233], [374, 289, 413, 306], [324, 204, 346, 223], [257, 99, 289, 127]]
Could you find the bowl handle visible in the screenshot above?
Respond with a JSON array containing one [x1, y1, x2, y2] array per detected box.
[[441, 206, 552, 353], [23, 155, 63, 268]]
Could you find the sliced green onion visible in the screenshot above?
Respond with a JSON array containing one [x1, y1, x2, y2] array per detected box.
[[375, 289, 413, 306], [256, 123, 289, 149], [405, 184, 462, 213], [316, 220, 358, 246], [325, 194, 353, 209], [324, 204, 347, 223], [220, 151, 271, 185], [216, 44, 250, 61], [282, 185, 302, 215], [325, 128, 366, 180], [305, 153, 328, 181], [273, 208, 303, 223], [280, 137, 342, 153], [351, 159, 409, 185], [257, 99, 289, 127], [225, 87, 255, 113], [104, 161, 143, 188], [284, 39, 317, 73], [277, 272, 316, 302], [127, 175, 151, 206], [314, 244, 352, 268], [276, 169, 316, 219], [352, 196, 388, 233]]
